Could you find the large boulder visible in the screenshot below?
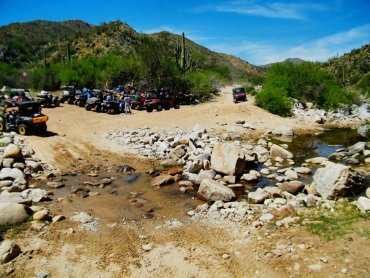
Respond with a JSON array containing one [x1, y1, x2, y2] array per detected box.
[[0, 203, 29, 225], [3, 144, 23, 160], [210, 143, 246, 175], [270, 144, 293, 159], [311, 162, 366, 200], [198, 179, 235, 201]]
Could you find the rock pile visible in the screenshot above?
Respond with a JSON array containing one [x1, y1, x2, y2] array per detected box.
[[107, 124, 369, 217], [292, 101, 370, 126]]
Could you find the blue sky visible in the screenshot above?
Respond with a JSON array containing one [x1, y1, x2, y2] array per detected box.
[[1, 0, 369, 65]]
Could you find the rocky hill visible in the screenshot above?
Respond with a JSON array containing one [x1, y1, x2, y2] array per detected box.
[[259, 58, 306, 69], [0, 20, 261, 79], [323, 44, 370, 89]]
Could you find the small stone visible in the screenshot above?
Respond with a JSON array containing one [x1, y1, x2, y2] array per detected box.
[[33, 210, 50, 221], [341, 268, 348, 274], [260, 213, 274, 222], [222, 253, 230, 259], [320, 257, 328, 263], [52, 215, 66, 223], [308, 264, 322, 271], [35, 271, 50, 278], [142, 244, 152, 251]]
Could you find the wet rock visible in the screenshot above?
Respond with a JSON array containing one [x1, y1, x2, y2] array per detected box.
[[285, 169, 298, 179], [0, 203, 29, 225], [47, 181, 65, 189], [210, 143, 246, 175], [294, 167, 312, 174], [0, 240, 21, 264], [70, 212, 94, 223], [270, 144, 293, 159], [71, 186, 90, 194], [278, 181, 304, 194], [357, 197, 370, 212], [241, 170, 261, 182], [3, 144, 23, 160], [198, 179, 235, 201], [123, 174, 140, 184], [345, 158, 360, 165], [118, 165, 136, 173], [151, 174, 175, 187], [77, 191, 89, 198], [248, 188, 270, 204], [347, 141, 366, 155], [305, 157, 328, 164], [99, 177, 113, 185], [311, 162, 366, 199]]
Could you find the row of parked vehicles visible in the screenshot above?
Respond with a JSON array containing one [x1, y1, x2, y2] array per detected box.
[[60, 86, 198, 114]]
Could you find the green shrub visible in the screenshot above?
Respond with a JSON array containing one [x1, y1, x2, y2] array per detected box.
[[255, 87, 292, 117]]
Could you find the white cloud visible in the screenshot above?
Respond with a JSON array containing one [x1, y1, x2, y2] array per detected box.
[[208, 24, 370, 64], [194, 0, 326, 20]]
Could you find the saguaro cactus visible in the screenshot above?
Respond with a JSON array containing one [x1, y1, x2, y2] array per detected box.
[[67, 42, 71, 64], [175, 32, 193, 76]]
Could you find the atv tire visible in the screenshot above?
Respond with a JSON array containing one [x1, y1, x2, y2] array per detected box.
[[86, 104, 91, 111], [146, 107, 153, 113], [156, 105, 162, 112], [174, 103, 180, 109], [39, 123, 47, 134], [18, 124, 29, 135]]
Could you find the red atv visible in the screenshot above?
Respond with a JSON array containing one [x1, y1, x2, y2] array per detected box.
[[145, 91, 180, 112], [131, 92, 147, 110], [232, 87, 247, 103]]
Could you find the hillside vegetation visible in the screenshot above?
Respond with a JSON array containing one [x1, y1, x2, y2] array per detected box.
[[0, 20, 261, 100]]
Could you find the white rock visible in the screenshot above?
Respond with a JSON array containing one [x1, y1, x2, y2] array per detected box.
[[198, 179, 235, 202], [357, 197, 370, 212], [210, 143, 246, 175]]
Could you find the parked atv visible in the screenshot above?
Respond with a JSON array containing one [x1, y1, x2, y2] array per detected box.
[[35, 93, 60, 108], [0, 101, 48, 135], [177, 92, 197, 105], [146, 91, 180, 112], [60, 86, 76, 104], [131, 94, 147, 110], [232, 87, 247, 103], [101, 100, 121, 114], [74, 91, 88, 107], [85, 97, 102, 112]]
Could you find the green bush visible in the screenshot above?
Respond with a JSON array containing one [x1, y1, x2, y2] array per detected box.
[[255, 87, 292, 117]]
